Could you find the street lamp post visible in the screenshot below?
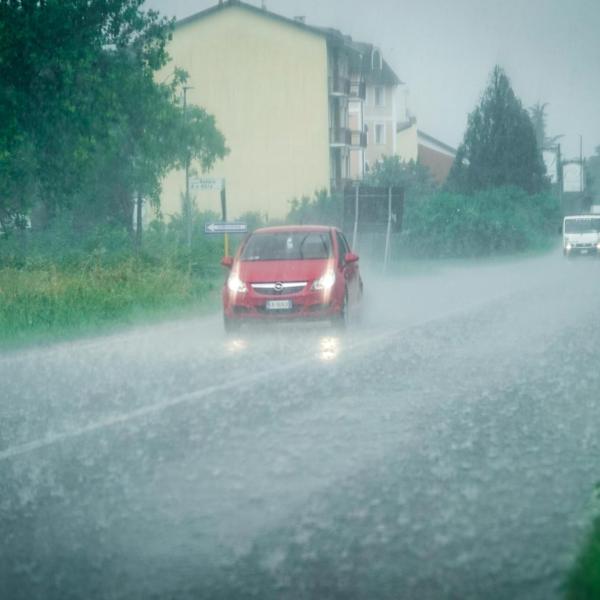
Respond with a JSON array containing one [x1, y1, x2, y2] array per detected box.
[[183, 85, 194, 252]]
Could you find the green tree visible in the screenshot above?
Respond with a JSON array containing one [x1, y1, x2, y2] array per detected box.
[[0, 0, 227, 233], [448, 66, 546, 194]]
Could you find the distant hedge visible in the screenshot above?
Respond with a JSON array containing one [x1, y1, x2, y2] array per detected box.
[[402, 186, 560, 257]]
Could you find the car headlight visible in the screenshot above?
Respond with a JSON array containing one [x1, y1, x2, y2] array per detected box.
[[596, 242, 600, 250], [227, 274, 247, 293], [312, 270, 336, 291], [565, 242, 572, 250]]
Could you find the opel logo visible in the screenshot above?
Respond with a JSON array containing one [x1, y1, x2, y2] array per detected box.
[[274, 282, 283, 292]]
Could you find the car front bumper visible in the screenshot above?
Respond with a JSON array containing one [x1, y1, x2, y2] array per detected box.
[[223, 289, 343, 321], [564, 246, 600, 256]]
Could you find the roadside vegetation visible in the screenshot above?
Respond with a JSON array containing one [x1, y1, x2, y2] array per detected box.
[[0, 214, 226, 348], [565, 486, 600, 599], [399, 185, 560, 257]]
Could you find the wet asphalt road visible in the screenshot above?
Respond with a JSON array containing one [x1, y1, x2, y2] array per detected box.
[[1, 251, 599, 600]]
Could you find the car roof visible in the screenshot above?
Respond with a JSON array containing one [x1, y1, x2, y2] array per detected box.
[[252, 225, 336, 234], [564, 215, 600, 220]]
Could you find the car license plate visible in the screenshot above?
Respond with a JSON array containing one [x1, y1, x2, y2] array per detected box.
[[266, 299, 292, 310], [581, 249, 589, 254]]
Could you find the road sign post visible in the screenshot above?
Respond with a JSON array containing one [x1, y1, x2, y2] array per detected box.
[[189, 177, 232, 254], [220, 185, 229, 256]]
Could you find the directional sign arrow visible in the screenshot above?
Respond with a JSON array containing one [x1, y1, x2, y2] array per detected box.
[[204, 222, 248, 234]]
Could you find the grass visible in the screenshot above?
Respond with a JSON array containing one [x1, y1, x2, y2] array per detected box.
[[565, 517, 600, 599], [565, 487, 600, 599], [0, 260, 221, 350]]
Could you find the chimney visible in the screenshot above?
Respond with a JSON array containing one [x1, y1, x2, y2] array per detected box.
[[294, 15, 306, 24]]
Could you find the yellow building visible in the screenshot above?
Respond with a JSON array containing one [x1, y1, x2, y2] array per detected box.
[[159, 0, 366, 221]]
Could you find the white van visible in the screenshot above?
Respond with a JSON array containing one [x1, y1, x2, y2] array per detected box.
[[563, 215, 600, 257]]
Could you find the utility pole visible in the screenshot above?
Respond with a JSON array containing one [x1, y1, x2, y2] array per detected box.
[[135, 191, 143, 252], [557, 143, 563, 214], [383, 186, 393, 273], [579, 134, 584, 193], [183, 85, 194, 252]]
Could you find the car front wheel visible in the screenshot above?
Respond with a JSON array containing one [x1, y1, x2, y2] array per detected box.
[[331, 289, 348, 330]]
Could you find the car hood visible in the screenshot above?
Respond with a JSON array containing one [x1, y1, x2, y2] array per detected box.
[[236, 259, 334, 283]]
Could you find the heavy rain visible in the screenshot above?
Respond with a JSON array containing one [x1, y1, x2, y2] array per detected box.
[[1, 1, 600, 599]]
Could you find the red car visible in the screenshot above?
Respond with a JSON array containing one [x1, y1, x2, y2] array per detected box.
[[221, 225, 362, 332]]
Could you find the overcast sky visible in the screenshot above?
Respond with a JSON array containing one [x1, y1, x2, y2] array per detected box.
[[146, 0, 600, 159]]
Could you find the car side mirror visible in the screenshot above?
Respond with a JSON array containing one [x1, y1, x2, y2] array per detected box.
[[344, 252, 359, 264], [221, 256, 234, 268]]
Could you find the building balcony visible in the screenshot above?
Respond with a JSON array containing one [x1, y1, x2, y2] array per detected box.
[[329, 76, 351, 96], [330, 127, 352, 146], [350, 130, 368, 148], [349, 81, 367, 100]]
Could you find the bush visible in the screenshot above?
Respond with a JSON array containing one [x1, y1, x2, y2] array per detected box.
[[566, 513, 600, 599], [287, 189, 342, 226], [402, 186, 560, 258]]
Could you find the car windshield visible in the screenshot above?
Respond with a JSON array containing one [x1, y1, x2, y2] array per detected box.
[[241, 231, 332, 261], [564, 217, 600, 233]]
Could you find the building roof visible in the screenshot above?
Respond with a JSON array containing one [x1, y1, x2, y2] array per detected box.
[[174, 1, 408, 78], [397, 116, 417, 133], [418, 130, 457, 156], [176, 0, 357, 51], [348, 41, 403, 86]]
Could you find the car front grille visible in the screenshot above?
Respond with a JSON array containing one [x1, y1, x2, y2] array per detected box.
[[251, 282, 307, 296]]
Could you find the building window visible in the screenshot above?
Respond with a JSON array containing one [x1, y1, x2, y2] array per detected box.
[[375, 123, 385, 145], [374, 86, 384, 107]]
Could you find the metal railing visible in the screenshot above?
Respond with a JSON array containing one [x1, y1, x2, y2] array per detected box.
[[329, 76, 351, 96], [350, 130, 367, 148], [330, 128, 352, 146], [349, 81, 366, 100]]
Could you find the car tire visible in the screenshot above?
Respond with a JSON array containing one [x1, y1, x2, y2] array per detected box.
[[331, 289, 349, 330]]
